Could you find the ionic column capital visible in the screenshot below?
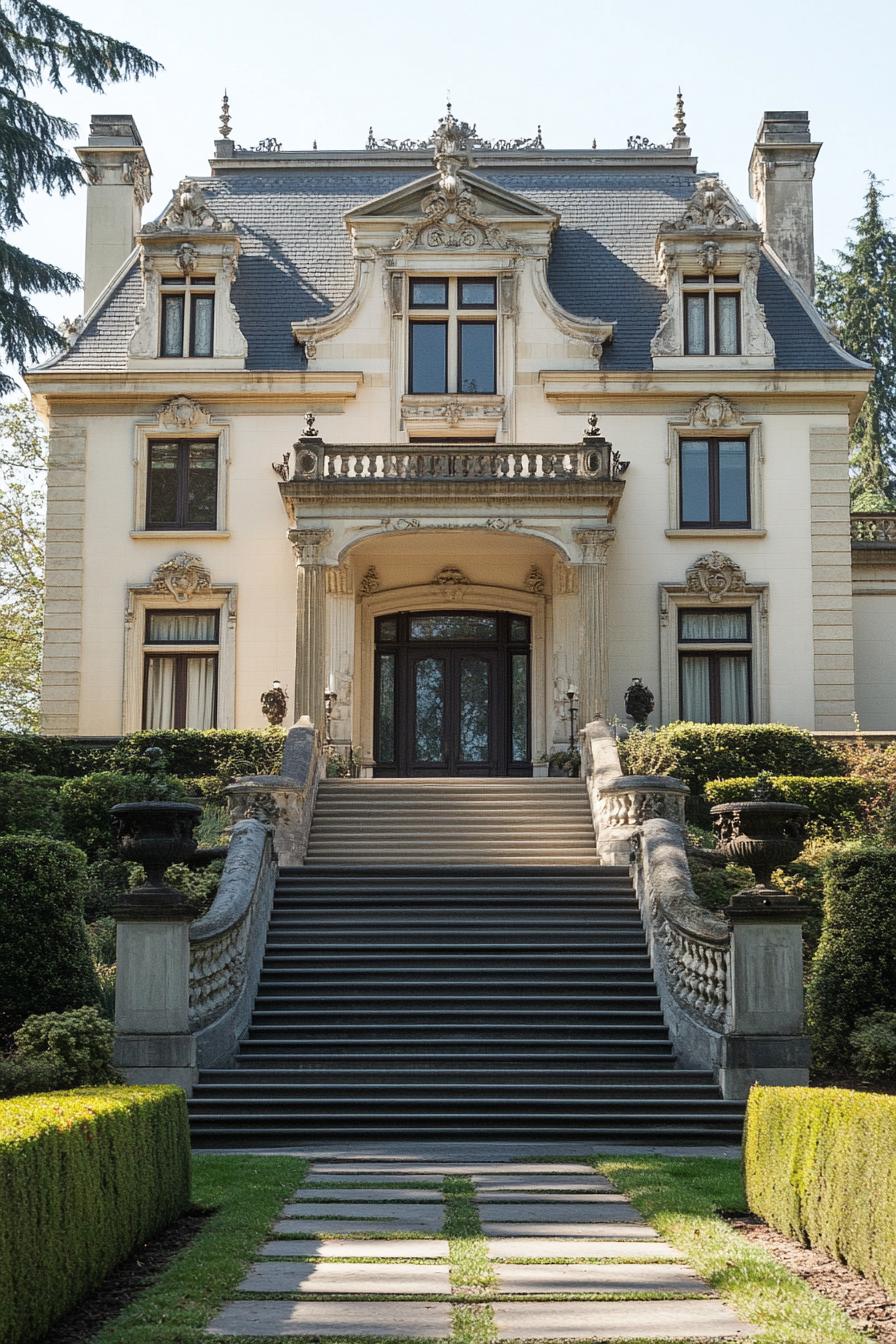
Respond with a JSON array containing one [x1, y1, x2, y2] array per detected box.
[[573, 526, 616, 564], [289, 528, 332, 566]]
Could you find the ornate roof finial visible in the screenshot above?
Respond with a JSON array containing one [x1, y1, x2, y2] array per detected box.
[[432, 103, 476, 193], [219, 90, 232, 140], [673, 87, 687, 139]]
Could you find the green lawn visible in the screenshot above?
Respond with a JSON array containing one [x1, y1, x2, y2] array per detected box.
[[592, 1153, 867, 1344]]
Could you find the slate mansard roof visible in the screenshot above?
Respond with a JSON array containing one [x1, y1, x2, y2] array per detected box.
[[50, 153, 860, 375]]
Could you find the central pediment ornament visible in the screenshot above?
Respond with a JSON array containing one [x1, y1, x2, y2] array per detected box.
[[660, 177, 751, 233], [157, 396, 213, 430], [151, 553, 212, 603], [143, 178, 234, 234], [433, 566, 471, 586], [685, 551, 747, 603], [689, 396, 742, 429]]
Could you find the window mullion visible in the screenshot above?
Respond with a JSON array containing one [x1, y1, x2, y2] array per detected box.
[[174, 654, 187, 729]]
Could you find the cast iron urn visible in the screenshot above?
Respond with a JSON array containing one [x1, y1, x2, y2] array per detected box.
[[710, 795, 809, 887], [110, 800, 202, 910]]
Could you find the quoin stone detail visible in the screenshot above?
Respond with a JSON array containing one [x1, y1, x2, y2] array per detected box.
[[151, 553, 212, 603]]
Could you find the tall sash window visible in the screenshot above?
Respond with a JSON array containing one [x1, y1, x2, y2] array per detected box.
[[143, 610, 219, 729], [678, 608, 752, 723]]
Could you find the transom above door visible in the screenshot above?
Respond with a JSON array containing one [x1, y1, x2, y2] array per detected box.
[[374, 610, 531, 777]]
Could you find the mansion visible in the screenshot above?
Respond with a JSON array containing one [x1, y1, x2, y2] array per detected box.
[[27, 101, 896, 772]]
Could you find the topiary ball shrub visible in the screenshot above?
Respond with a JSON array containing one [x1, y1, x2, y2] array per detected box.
[[59, 770, 184, 860], [12, 1006, 117, 1088], [849, 1011, 896, 1084], [0, 836, 99, 1035], [0, 772, 64, 837], [806, 847, 896, 1073]]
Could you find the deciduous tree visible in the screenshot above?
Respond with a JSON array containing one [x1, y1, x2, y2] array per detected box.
[[0, 399, 47, 728]]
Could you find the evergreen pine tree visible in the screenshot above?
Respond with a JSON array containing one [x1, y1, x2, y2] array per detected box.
[[816, 174, 896, 509], [0, 0, 158, 393]]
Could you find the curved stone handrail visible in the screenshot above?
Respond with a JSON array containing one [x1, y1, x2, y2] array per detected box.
[[632, 821, 730, 1055], [581, 718, 688, 863], [188, 817, 276, 1066]]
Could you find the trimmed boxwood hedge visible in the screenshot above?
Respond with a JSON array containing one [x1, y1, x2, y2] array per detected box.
[[744, 1085, 896, 1297], [704, 775, 887, 835], [0, 773, 64, 837], [0, 728, 284, 780], [619, 723, 844, 796], [806, 846, 896, 1071], [0, 836, 99, 1035], [0, 1085, 190, 1344]]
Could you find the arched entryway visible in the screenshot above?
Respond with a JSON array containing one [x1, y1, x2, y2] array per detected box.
[[373, 608, 531, 776]]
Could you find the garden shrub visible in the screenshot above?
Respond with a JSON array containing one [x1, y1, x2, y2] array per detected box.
[[619, 723, 843, 796], [12, 1007, 117, 1088], [83, 856, 132, 921], [108, 727, 284, 778], [744, 1086, 896, 1296], [128, 858, 224, 918], [0, 1085, 190, 1343], [849, 1011, 896, 1083], [59, 770, 184, 859], [0, 733, 112, 777], [687, 858, 753, 913], [0, 837, 99, 1036], [0, 773, 64, 837], [704, 775, 886, 836], [806, 847, 896, 1071], [85, 916, 117, 966], [0, 1054, 59, 1100]]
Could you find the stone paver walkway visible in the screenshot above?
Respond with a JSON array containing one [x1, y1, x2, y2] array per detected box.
[[206, 1159, 757, 1340]]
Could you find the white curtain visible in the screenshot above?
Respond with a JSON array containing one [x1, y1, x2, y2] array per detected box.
[[680, 610, 748, 641], [716, 295, 739, 354], [720, 656, 751, 723], [145, 656, 176, 729], [680, 656, 711, 722], [148, 611, 217, 642], [192, 296, 214, 356], [186, 657, 217, 729]]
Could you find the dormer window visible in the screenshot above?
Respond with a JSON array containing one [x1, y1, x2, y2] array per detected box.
[[160, 275, 215, 357], [683, 274, 741, 356], [408, 277, 496, 394]]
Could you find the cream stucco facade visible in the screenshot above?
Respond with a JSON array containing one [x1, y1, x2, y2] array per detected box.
[[28, 104, 894, 764]]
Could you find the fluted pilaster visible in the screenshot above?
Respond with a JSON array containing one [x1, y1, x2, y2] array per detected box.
[[573, 527, 615, 725], [290, 528, 331, 727]]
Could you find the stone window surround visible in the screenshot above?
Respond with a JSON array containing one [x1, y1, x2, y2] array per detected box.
[[131, 407, 231, 537], [122, 583, 237, 732], [658, 580, 769, 724], [355, 581, 547, 769], [665, 414, 765, 538], [389, 256, 517, 441]]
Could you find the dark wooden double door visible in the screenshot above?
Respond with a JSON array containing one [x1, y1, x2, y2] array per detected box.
[[374, 611, 531, 777]]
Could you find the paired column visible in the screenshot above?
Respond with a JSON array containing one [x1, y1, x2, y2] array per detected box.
[[290, 528, 331, 728], [573, 527, 615, 726]]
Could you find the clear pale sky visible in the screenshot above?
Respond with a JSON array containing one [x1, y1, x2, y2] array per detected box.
[[10, 0, 896, 391]]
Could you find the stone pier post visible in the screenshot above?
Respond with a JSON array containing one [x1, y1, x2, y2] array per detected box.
[[113, 901, 196, 1090], [573, 527, 615, 726], [290, 528, 331, 727]]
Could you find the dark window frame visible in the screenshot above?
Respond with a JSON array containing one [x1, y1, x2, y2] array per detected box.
[[678, 649, 753, 724], [409, 278, 449, 309], [678, 608, 752, 644], [189, 292, 215, 357], [160, 293, 185, 358], [679, 436, 750, 529], [458, 278, 497, 309], [457, 319, 497, 395], [408, 319, 449, 394], [158, 277, 216, 358], [146, 438, 219, 531], [142, 650, 219, 729], [714, 290, 742, 356], [144, 609, 220, 644], [684, 291, 709, 355]]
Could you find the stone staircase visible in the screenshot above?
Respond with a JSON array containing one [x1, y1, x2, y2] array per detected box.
[[188, 779, 744, 1145]]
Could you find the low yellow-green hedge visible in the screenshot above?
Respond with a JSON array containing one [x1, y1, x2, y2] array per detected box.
[[0, 1085, 190, 1344], [744, 1085, 896, 1296]]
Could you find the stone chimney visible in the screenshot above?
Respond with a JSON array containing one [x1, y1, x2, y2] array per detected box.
[[76, 115, 152, 310], [749, 111, 821, 297]]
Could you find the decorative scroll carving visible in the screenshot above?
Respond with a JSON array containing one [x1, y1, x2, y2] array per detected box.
[[685, 551, 747, 603], [553, 558, 579, 595], [290, 528, 331, 565], [525, 566, 545, 594], [157, 396, 213, 430], [143, 179, 233, 234], [326, 565, 354, 596], [627, 135, 667, 150], [574, 527, 615, 564], [740, 252, 776, 358], [851, 514, 896, 544], [366, 107, 544, 154], [150, 553, 211, 603], [358, 566, 381, 596], [433, 566, 471, 586], [660, 176, 750, 233], [689, 395, 742, 429]]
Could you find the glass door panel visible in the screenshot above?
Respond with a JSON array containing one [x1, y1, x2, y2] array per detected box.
[[412, 656, 446, 767], [457, 655, 492, 765]]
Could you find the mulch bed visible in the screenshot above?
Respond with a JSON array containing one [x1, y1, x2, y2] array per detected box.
[[38, 1206, 212, 1343], [726, 1212, 896, 1342]]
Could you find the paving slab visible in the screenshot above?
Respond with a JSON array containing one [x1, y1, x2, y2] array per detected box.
[[206, 1300, 453, 1338], [475, 1192, 629, 1205], [481, 1221, 658, 1239], [493, 1299, 757, 1339], [258, 1238, 450, 1259], [472, 1175, 614, 1192], [307, 1162, 595, 1176], [486, 1237, 684, 1261], [237, 1261, 452, 1294], [280, 1202, 444, 1227], [496, 1262, 708, 1293], [274, 1218, 441, 1237], [294, 1187, 444, 1202], [478, 1201, 646, 1224]]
